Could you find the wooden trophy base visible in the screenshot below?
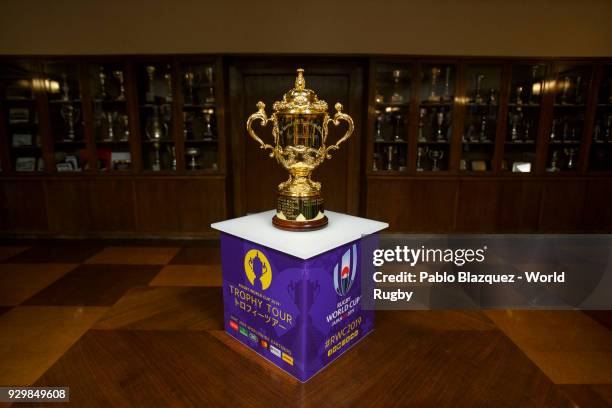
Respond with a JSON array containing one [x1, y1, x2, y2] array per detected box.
[[272, 214, 328, 231]]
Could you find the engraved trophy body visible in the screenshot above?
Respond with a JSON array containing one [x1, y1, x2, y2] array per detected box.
[[246, 69, 354, 231]]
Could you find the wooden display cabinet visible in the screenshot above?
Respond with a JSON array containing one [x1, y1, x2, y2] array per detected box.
[[1, 55, 612, 237], [365, 56, 612, 233], [0, 56, 227, 237]]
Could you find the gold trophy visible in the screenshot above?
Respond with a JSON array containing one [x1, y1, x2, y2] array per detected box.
[[246, 68, 354, 231]]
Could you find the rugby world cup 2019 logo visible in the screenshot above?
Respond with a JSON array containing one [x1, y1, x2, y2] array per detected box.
[[244, 249, 272, 291], [333, 244, 357, 296]]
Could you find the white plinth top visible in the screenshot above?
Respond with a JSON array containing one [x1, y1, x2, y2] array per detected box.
[[211, 210, 388, 260]]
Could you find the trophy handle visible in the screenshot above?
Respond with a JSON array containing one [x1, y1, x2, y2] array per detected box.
[[325, 103, 354, 158], [246, 101, 275, 157]]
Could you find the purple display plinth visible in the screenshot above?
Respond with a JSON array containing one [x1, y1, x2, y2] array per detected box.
[[220, 233, 376, 382], [214, 210, 385, 382]]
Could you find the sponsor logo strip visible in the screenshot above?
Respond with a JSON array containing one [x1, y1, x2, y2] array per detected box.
[[269, 345, 281, 358], [281, 353, 294, 366]]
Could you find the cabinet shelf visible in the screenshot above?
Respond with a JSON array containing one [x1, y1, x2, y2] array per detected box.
[[374, 140, 407, 144], [185, 139, 218, 143], [49, 99, 82, 104], [182, 103, 216, 109]]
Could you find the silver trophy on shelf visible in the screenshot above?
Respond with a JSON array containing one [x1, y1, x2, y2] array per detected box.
[[605, 115, 612, 141], [375, 89, 384, 105], [560, 76, 572, 105], [164, 66, 173, 102], [183, 112, 193, 140], [575, 76, 582, 104], [120, 114, 129, 141], [375, 112, 385, 142], [474, 74, 484, 104], [564, 147, 578, 169], [146, 66, 156, 103], [418, 108, 427, 142], [146, 106, 168, 171], [60, 104, 79, 141], [186, 147, 201, 170], [435, 109, 445, 141], [550, 118, 558, 141], [146, 106, 168, 141], [523, 121, 532, 143], [114, 70, 126, 101], [184, 68, 195, 104], [168, 146, 177, 170], [204, 66, 215, 103], [390, 69, 404, 105], [593, 122, 602, 143], [479, 115, 490, 142], [428, 149, 444, 171], [517, 86, 526, 107], [561, 119, 570, 142], [61, 74, 70, 102], [465, 123, 476, 143], [416, 146, 428, 171], [392, 111, 403, 141], [428, 67, 441, 102], [547, 150, 560, 172], [529, 65, 540, 104], [488, 88, 497, 105], [104, 111, 118, 141], [99, 67, 107, 100], [442, 67, 452, 102], [386, 146, 396, 171], [202, 108, 215, 140]]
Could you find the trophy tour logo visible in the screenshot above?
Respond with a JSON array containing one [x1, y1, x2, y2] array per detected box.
[[333, 244, 357, 296], [244, 249, 272, 291]]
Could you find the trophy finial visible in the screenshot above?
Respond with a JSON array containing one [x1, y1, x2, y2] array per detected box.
[[295, 68, 305, 91]]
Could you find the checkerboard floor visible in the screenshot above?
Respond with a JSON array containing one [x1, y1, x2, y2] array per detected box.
[[0, 241, 610, 406]]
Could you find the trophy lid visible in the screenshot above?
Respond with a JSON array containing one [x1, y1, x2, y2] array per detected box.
[[272, 69, 328, 114]]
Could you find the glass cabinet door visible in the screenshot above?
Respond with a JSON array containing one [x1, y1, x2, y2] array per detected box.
[[137, 63, 175, 171], [417, 64, 455, 171], [180, 63, 218, 171], [546, 64, 592, 172], [503, 63, 546, 173], [43, 62, 87, 172], [0, 61, 43, 172], [589, 65, 612, 171], [461, 64, 502, 172], [91, 62, 131, 171], [372, 63, 411, 172]]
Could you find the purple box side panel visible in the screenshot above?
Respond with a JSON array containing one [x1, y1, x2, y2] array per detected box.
[[221, 233, 307, 380], [302, 236, 376, 380], [220, 232, 378, 382]]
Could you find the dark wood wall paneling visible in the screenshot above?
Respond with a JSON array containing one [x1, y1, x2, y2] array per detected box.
[[366, 176, 612, 233], [0, 177, 226, 237], [2, 179, 48, 232]]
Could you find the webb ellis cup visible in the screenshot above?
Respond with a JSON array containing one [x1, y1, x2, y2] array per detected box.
[[246, 68, 354, 230]]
